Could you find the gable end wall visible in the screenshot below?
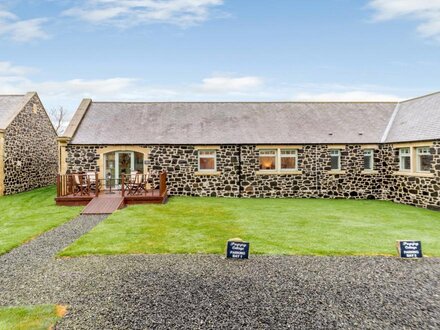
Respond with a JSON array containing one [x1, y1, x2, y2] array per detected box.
[[3, 94, 58, 194], [0, 131, 4, 195]]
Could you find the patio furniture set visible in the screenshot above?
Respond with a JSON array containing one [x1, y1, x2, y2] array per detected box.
[[72, 171, 154, 196]]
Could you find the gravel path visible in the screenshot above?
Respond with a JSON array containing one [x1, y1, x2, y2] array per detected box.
[[0, 215, 107, 303], [0, 216, 439, 329]]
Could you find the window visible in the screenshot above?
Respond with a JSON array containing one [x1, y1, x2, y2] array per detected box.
[[259, 149, 276, 170], [363, 149, 374, 171], [258, 148, 298, 172], [399, 148, 411, 171], [330, 149, 341, 171], [280, 149, 298, 171], [416, 147, 432, 172], [198, 150, 216, 171], [395, 145, 434, 176]]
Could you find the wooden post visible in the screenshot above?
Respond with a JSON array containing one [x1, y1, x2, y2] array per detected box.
[[68, 174, 72, 195], [86, 174, 90, 196], [121, 174, 125, 197], [159, 171, 167, 196], [56, 174, 60, 197], [80, 174, 84, 196], [95, 172, 99, 197], [68, 174, 73, 195]]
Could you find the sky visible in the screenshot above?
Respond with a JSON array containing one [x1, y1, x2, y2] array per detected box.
[[1, 0, 440, 118]]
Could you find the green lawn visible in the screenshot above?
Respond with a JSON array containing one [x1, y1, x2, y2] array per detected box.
[[0, 186, 81, 255], [0, 305, 65, 330], [59, 197, 440, 257]]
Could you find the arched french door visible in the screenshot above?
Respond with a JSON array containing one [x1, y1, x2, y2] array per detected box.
[[104, 151, 144, 184]]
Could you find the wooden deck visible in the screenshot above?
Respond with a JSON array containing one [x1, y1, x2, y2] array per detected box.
[[55, 172, 168, 212], [55, 189, 166, 206]]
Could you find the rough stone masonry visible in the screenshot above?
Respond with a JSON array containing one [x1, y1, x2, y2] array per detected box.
[[3, 94, 58, 194], [65, 142, 440, 210]]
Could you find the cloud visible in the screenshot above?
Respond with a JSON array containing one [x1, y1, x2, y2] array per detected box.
[[0, 10, 48, 41], [293, 90, 401, 102], [63, 0, 225, 27], [198, 75, 264, 93], [368, 0, 440, 39], [0, 60, 409, 127], [0, 61, 36, 76], [0, 70, 184, 113]]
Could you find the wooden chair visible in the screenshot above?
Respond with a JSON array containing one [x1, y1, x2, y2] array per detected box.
[[129, 171, 138, 185], [86, 172, 101, 193], [124, 171, 136, 190], [73, 173, 89, 196], [125, 171, 137, 195], [147, 170, 157, 192], [138, 173, 149, 194], [127, 172, 148, 195]]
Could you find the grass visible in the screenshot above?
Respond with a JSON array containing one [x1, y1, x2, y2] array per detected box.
[[60, 197, 440, 257], [0, 186, 81, 255], [0, 305, 66, 330]]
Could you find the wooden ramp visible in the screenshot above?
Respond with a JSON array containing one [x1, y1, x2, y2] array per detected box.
[[81, 195, 125, 215]]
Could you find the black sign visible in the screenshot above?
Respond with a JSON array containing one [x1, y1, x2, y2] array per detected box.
[[226, 241, 249, 259], [397, 240, 422, 258]]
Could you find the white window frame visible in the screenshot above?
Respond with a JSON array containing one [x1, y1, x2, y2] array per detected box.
[[329, 149, 341, 171], [259, 149, 278, 171], [258, 148, 298, 172], [399, 148, 411, 172], [198, 149, 217, 172], [416, 147, 431, 173], [363, 149, 374, 171], [279, 149, 298, 171]]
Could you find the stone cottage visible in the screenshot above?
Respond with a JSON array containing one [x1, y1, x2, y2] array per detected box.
[[0, 92, 58, 195], [59, 91, 440, 210]]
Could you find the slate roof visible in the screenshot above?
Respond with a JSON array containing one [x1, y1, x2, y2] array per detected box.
[[0, 95, 27, 130], [384, 92, 440, 143], [67, 91, 440, 145], [69, 101, 398, 144]]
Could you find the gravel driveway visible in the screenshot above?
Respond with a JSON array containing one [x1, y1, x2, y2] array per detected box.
[[0, 215, 439, 329]]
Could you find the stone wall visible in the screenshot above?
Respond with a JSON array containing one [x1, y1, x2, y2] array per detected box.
[[0, 132, 4, 195], [385, 142, 440, 210], [3, 94, 58, 194], [64, 143, 440, 209], [66, 145, 241, 197], [65, 145, 100, 173], [240, 145, 392, 199], [149, 145, 241, 197]]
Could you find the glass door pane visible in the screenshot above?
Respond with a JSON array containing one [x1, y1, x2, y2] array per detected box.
[[134, 152, 144, 173], [104, 152, 116, 188], [104, 152, 116, 178], [118, 152, 133, 179]]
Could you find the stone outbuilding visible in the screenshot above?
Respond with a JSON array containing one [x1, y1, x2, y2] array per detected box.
[[0, 92, 58, 195], [59, 91, 440, 210]]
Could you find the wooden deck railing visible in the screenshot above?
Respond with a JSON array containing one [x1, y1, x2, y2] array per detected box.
[[120, 172, 167, 197], [121, 175, 125, 196], [56, 174, 74, 197], [57, 171, 167, 199], [159, 171, 167, 196], [120, 171, 167, 197], [56, 172, 99, 197]]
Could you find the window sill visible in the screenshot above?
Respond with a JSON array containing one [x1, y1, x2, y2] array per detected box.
[[256, 170, 302, 175], [361, 170, 379, 175], [393, 171, 434, 178], [194, 171, 221, 176], [327, 170, 346, 175]]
